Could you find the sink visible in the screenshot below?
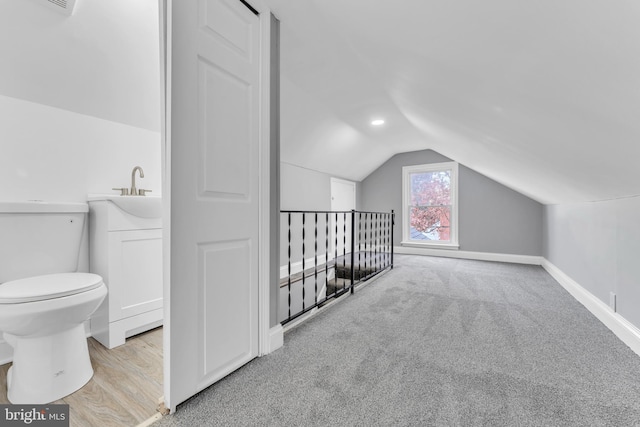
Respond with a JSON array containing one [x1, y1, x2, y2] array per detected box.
[[87, 194, 162, 218]]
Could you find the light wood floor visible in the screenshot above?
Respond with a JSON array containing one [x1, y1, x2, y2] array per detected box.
[[0, 327, 163, 427]]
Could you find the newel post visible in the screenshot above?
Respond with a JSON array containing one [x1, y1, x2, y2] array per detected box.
[[391, 209, 395, 269], [350, 209, 356, 294]]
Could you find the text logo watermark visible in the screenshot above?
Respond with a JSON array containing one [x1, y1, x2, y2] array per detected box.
[[0, 405, 69, 427]]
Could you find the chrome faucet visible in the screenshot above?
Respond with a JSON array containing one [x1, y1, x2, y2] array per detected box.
[[130, 166, 144, 196]]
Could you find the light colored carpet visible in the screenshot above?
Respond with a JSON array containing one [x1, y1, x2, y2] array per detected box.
[[154, 255, 640, 426]]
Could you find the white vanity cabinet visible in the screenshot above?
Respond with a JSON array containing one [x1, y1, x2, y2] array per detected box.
[[88, 198, 163, 349]]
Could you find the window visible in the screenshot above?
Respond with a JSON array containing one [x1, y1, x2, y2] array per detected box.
[[402, 162, 459, 249]]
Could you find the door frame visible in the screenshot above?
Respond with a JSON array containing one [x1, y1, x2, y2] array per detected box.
[[160, 0, 275, 413]]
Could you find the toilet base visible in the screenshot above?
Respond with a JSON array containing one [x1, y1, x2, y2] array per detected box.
[[5, 324, 94, 404]]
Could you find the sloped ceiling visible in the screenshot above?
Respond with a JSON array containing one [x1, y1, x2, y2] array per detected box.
[[0, 0, 160, 132], [266, 0, 640, 204]]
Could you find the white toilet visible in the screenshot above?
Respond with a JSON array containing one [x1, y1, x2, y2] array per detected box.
[[0, 201, 107, 404]]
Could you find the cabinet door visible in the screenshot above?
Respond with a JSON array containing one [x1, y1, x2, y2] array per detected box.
[[108, 229, 163, 321]]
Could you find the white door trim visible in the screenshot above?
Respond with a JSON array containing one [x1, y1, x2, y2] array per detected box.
[[159, 0, 173, 413]]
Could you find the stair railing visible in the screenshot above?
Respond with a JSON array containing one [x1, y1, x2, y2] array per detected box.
[[279, 209, 394, 325]]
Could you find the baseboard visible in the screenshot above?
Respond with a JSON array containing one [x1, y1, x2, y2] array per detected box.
[[280, 253, 330, 279], [282, 307, 320, 333], [394, 246, 543, 265], [542, 259, 640, 358], [266, 324, 284, 353]]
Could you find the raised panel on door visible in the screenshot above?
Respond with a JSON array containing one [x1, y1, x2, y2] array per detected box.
[[198, 58, 252, 198], [197, 239, 253, 386]]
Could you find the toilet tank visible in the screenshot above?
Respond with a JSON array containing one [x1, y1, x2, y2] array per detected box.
[[0, 201, 88, 283]]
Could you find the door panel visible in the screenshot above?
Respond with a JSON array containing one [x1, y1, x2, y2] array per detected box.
[[169, 0, 262, 409]]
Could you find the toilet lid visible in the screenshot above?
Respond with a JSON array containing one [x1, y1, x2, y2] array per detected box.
[[0, 273, 104, 304]]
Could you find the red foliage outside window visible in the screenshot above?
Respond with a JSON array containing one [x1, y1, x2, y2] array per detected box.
[[410, 170, 451, 241]]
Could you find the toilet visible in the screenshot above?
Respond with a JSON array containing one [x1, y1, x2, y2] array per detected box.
[[0, 201, 107, 404]]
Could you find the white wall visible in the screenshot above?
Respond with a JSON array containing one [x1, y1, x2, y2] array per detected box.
[[0, 0, 163, 242], [281, 162, 333, 211], [0, 95, 161, 201], [281, 162, 361, 210], [544, 196, 640, 330], [0, 0, 161, 132], [0, 0, 162, 203]]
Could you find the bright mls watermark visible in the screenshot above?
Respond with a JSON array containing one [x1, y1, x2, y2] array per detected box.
[[0, 405, 69, 426]]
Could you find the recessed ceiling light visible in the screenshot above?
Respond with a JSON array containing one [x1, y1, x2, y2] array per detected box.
[[371, 119, 385, 126]]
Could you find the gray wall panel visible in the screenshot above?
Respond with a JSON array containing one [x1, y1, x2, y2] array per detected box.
[[361, 149, 543, 256], [544, 197, 640, 330], [269, 14, 280, 327], [459, 166, 543, 255]]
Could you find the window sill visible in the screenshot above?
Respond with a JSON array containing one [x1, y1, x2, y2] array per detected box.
[[401, 241, 460, 250]]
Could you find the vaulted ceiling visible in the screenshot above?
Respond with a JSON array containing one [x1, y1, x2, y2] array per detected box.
[[266, 0, 640, 204]]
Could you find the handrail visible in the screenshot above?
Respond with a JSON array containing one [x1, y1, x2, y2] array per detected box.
[[282, 209, 393, 215], [279, 209, 395, 325]]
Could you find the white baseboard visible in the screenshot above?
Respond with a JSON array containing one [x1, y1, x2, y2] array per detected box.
[[281, 248, 390, 280], [542, 259, 640, 358], [280, 254, 330, 280], [282, 307, 320, 333], [266, 324, 284, 353], [394, 246, 543, 265]]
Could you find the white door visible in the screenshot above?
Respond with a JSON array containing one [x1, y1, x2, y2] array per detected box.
[[330, 178, 356, 257], [167, 0, 266, 410]]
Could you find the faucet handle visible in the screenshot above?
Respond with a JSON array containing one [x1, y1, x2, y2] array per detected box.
[[112, 187, 129, 196], [138, 189, 152, 196]]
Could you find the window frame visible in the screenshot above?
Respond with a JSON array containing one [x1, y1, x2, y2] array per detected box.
[[401, 161, 459, 249]]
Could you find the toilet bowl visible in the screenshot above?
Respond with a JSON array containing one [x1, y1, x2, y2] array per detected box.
[[0, 273, 107, 404], [0, 201, 107, 404]]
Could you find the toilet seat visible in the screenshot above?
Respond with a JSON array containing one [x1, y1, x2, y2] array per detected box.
[[0, 273, 103, 304]]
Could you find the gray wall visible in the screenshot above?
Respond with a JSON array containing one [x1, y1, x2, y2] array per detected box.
[[361, 149, 543, 256], [269, 14, 280, 327], [544, 197, 640, 330]]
